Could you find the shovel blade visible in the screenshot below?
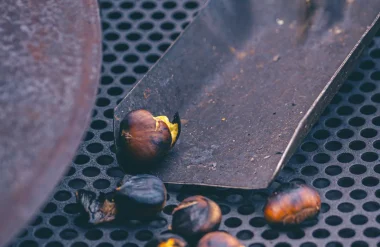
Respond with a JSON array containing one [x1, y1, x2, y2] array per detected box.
[[114, 0, 380, 189]]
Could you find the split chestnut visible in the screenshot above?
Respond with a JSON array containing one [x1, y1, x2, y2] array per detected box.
[[263, 182, 321, 225], [118, 109, 181, 170], [171, 195, 222, 238]]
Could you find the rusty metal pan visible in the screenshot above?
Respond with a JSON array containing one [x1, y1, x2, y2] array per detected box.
[[0, 0, 101, 245], [114, 0, 380, 190]]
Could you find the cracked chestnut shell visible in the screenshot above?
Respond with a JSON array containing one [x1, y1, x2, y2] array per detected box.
[[118, 109, 181, 170], [197, 232, 244, 247], [114, 174, 167, 219], [171, 195, 222, 238], [145, 233, 188, 247], [75, 189, 116, 225], [263, 182, 321, 225]]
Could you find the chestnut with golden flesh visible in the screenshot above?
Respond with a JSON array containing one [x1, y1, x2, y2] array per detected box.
[[118, 109, 181, 170], [263, 182, 321, 225], [145, 233, 188, 247], [171, 195, 222, 238], [197, 232, 244, 247], [75, 189, 116, 225], [114, 174, 167, 219]]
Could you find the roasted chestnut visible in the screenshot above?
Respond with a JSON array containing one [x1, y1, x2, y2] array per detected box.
[[118, 109, 181, 170], [171, 195, 222, 238], [197, 232, 244, 247], [263, 182, 321, 225], [145, 233, 188, 247], [75, 189, 116, 225], [114, 174, 167, 219]]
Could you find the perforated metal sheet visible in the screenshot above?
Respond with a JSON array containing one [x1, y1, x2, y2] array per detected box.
[[7, 1, 380, 247]]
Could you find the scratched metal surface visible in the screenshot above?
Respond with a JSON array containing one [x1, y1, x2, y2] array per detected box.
[[114, 0, 380, 189], [0, 0, 101, 245]]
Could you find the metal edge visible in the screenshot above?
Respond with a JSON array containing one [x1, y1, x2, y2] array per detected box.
[[271, 13, 380, 184]]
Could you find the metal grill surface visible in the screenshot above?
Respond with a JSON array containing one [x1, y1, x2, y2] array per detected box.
[[8, 1, 380, 247]]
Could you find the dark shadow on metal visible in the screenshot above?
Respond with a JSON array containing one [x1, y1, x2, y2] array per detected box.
[[0, 0, 102, 245], [114, 0, 380, 189]]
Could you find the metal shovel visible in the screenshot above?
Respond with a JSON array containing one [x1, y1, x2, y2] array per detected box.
[[114, 0, 380, 189]]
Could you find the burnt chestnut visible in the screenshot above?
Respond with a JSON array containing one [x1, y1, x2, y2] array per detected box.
[[114, 174, 167, 218], [171, 195, 222, 238], [263, 182, 321, 225], [118, 109, 181, 169], [75, 189, 116, 225], [145, 233, 188, 247], [197, 232, 244, 247]]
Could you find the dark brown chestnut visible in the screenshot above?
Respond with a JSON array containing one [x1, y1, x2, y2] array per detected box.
[[197, 232, 244, 247], [171, 195, 222, 238], [263, 182, 321, 225], [118, 109, 181, 170], [114, 174, 167, 219], [75, 189, 116, 225], [145, 233, 188, 247]]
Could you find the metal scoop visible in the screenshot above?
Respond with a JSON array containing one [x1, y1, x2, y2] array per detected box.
[[114, 0, 380, 189]]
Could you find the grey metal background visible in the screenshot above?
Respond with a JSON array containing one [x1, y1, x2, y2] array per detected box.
[[8, 0, 380, 246]]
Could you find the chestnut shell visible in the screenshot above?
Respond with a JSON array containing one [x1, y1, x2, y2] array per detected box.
[[263, 182, 321, 225], [171, 195, 222, 239], [114, 174, 167, 219], [145, 233, 188, 247], [197, 232, 243, 247], [75, 189, 116, 225], [117, 109, 181, 171]]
